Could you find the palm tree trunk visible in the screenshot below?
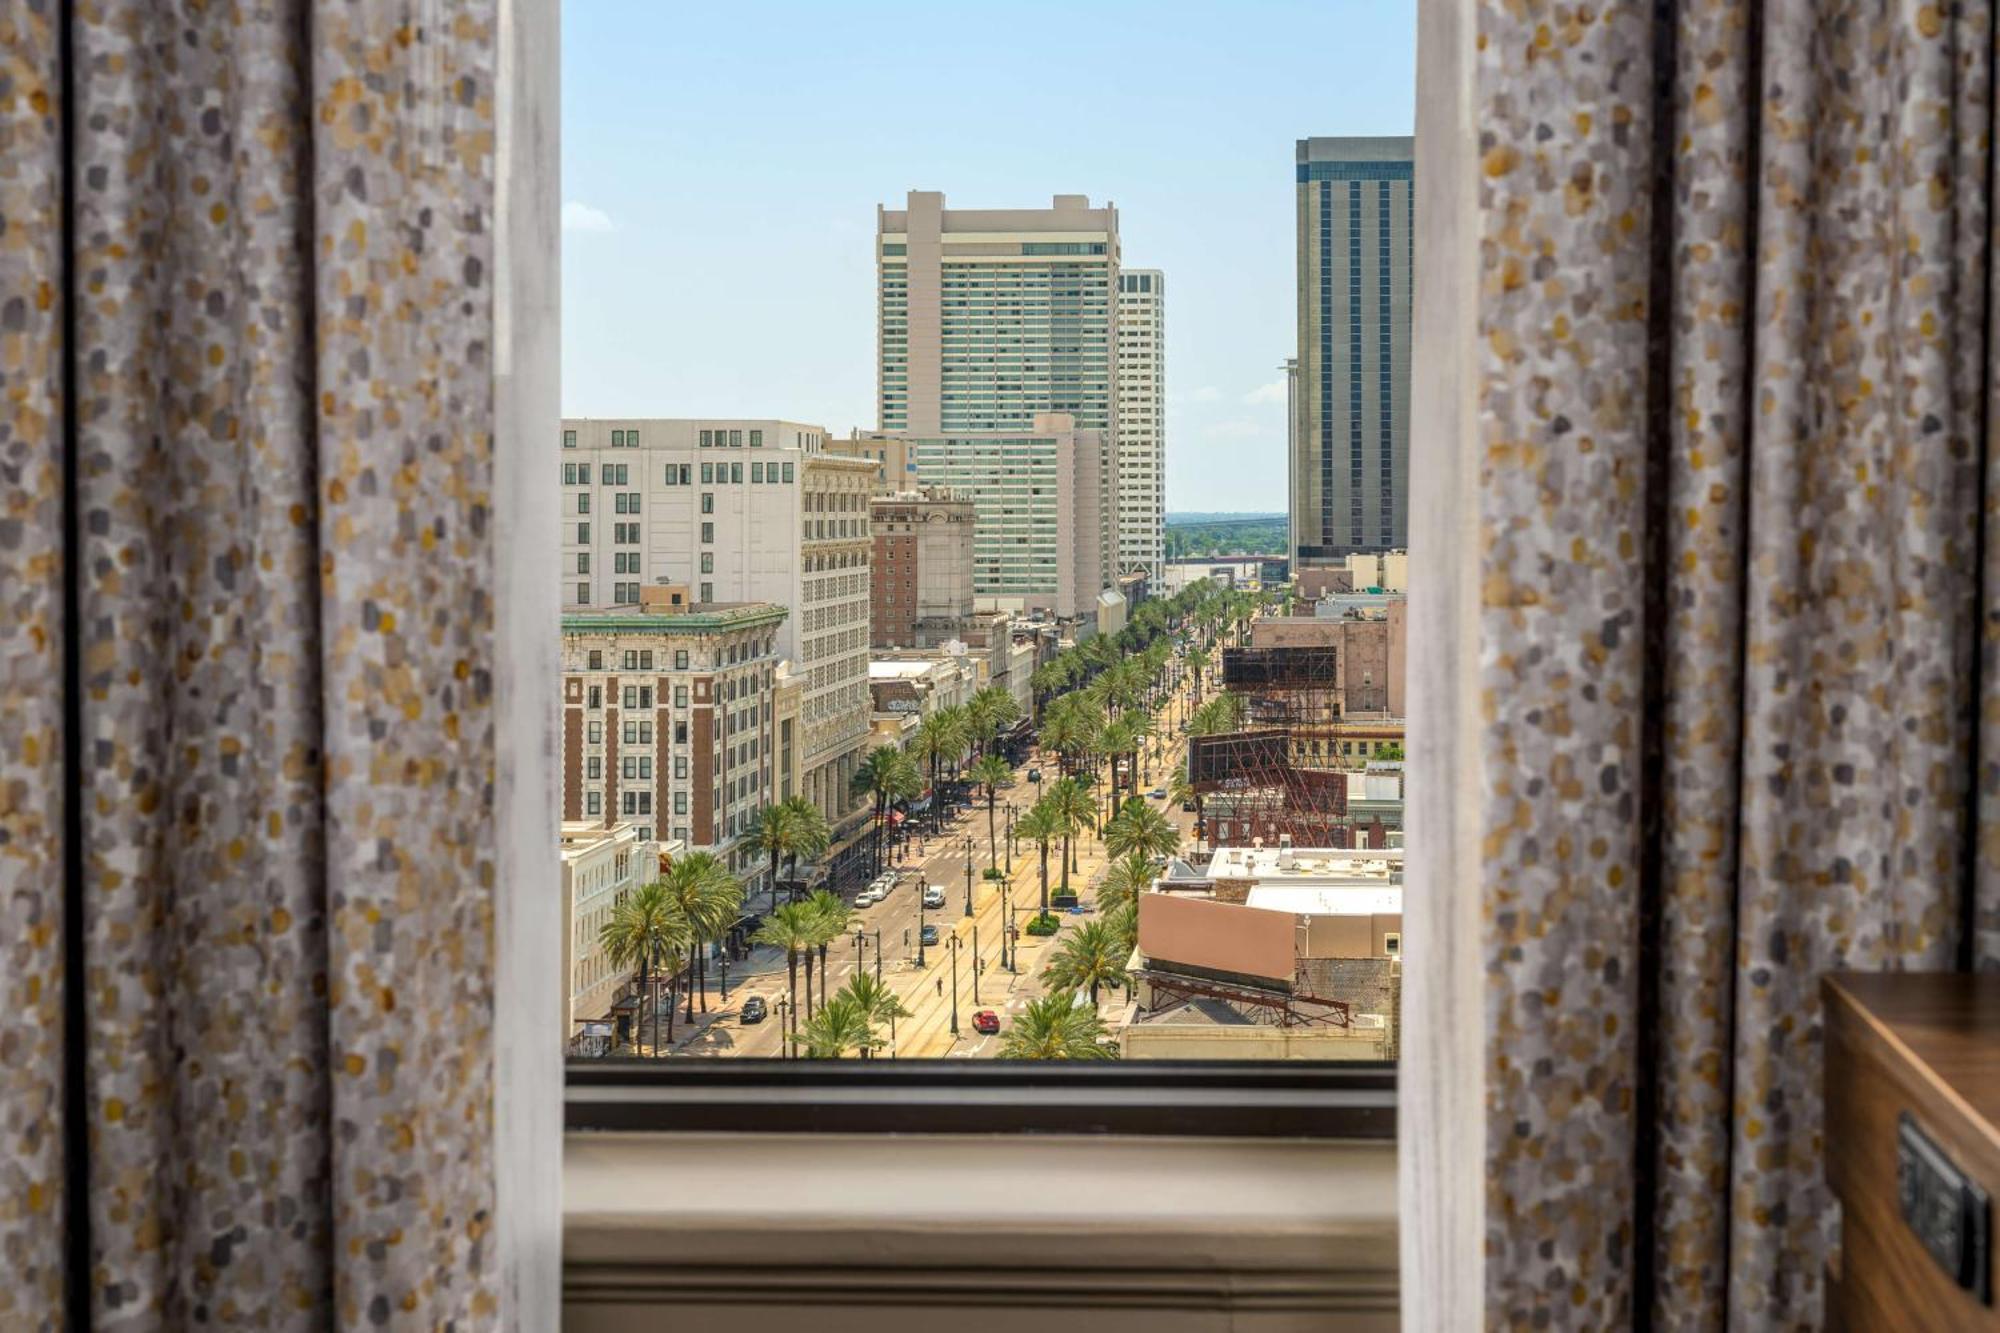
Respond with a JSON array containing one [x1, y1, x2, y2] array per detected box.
[[685, 943, 698, 1023], [803, 951, 815, 1019], [1060, 834, 1071, 891], [986, 793, 997, 870], [1038, 843, 1050, 918], [635, 957, 651, 1057]]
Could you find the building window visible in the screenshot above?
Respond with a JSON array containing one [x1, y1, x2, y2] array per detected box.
[[749, 430, 762, 447], [700, 582, 713, 603], [674, 720, 688, 743], [1385, 933, 1402, 956], [586, 791, 601, 816], [701, 523, 714, 544], [576, 553, 589, 575], [587, 651, 602, 670], [663, 467, 678, 486], [563, 429, 577, 448], [674, 792, 688, 815], [782, 462, 794, 483], [577, 522, 589, 544], [577, 493, 589, 514], [640, 651, 654, 669], [700, 553, 713, 574], [676, 464, 690, 484], [751, 462, 763, 482], [626, 492, 639, 513], [674, 756, 687, 779], [701, 463, 714, 484], [675, 652, 689, 670], [699, 429, 712, 447], [611, 429, 625, 447], [623, 650, 638, 671], [588, 685, 601, 709], [575, 583, 589, 604], [626, 429, 640, 448], [701, 493, 714, 514], [729, 430, 743, 447], [586, 756, 601, 780], [731, 462, 743, 483]]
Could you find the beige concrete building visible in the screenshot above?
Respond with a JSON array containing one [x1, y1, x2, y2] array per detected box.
[[772, 662, 803, 806], [1116, 269, 1166, 581], [561, 820, 666, 1051], [874, 192, 1124, 624], [1129, 845, 1403, 1058], [877, 191, 1120, 437], [870, 488, 974, 648], [853, 413, 1108, 619], [827, 432, 917, 494], [560, 603, 786, 894], [559, 418, 877, 833]]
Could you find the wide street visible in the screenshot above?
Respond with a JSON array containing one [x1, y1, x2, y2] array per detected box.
[[670, 650, 1211, 1059]]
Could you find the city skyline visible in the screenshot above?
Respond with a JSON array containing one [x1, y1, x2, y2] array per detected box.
[[560, 0, 1417, 513]]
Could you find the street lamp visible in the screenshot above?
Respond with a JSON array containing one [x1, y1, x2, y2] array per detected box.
[[916, 873, 929, 966], [972, 925, 981, 1005], [874, 930, 883, 982], [948, 934, 961, 1036], [854, 927, 866, 977], [964, 835, 975, 917], [718, 950, 729, 1004], [775, 994, 793, 1060]]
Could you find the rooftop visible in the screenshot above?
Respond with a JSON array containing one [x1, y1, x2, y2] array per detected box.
[[561, 603, 788, 634], [1205, 845, 1405, 886], [1244, 884, 1404, 917]]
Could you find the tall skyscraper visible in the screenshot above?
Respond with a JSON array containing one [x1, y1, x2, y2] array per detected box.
[[1291, 136, 1414, 565], [877, 191, 1122, 615], [1117, 269, 1166, 581]]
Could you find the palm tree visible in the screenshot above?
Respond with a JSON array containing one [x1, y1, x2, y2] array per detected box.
[[799, 993, 876, 1059], [1096, 714, 1143, 819], [1187, 645, 1211, 705], [752, 902, 818, 1055], [1104, 797, 1180, 862], [777, 794, 830, 900], [599, 880, 692, 1056], [1015, 799, 1064, 921], [1044, 776, 1097, 890], [851, 745, 919, 876], [655, 851, 744, 1022], [1039, 694, 1101, 779], [805, 888, 853, 1016], [913, 705, 970, 826], [997, 992, 1117, 1060], [751, 802, 798, 911], [966, 685, 1020, 757], [968, 753, 1012, 874], [1041, 920, 1130, 1005], [1095, 849, 1157, 918], [836, 972, 914, 1059]]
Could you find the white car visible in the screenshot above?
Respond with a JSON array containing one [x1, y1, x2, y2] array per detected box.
[[922, 886, 946, 910]]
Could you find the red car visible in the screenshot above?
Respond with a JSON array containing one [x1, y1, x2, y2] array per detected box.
[[971, 1010, 1001, 1035]]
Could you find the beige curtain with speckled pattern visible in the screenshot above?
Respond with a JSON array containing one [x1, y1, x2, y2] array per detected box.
[[0, 2, 503, 1328], [1476, 0, 2000, 1328]]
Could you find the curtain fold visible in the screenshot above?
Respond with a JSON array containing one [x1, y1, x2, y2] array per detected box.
[[1477, 0, 2000, 1326], [0, 2, 502, 1327]]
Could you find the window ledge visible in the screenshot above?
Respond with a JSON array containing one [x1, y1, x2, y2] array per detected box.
[[565, 1132, 1398, 1329]]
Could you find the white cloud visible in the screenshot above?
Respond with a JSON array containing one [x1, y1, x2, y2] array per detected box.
[[1243, 379, 1287, 406], [1186, 385, 1221, 403], [562, 201, 616, 234]]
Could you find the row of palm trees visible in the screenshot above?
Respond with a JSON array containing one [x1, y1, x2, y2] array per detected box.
[[850, 684, 1023, 876], [749, 794, 832, 911], [597, 850, 747, 1054]]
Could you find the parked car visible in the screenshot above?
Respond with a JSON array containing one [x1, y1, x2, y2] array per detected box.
[[922, 886, 946, 909], [971, 1010, 1001, 1035], [739, 996, 768, 1024], [873, 874, 897, 897], [920, 924, 940, 946], [854, 884, 882, 907], [1181, 799, 1197, 812], [1147, 787, 1167, 800]]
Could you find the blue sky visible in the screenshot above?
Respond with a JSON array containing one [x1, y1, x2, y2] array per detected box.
[[562, 1, 1415, 513]]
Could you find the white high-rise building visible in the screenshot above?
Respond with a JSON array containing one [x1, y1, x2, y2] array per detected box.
[[1116, 269, 1165, 581], [558, 418, 877, 832]]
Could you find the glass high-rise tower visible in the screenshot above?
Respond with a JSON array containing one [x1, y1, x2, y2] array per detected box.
[[1292, 136, 1414, 564]]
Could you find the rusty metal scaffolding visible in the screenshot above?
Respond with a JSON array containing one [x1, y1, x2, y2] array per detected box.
[[1134, 966, 1353, 1028], [1188, 644, 1351, 847]]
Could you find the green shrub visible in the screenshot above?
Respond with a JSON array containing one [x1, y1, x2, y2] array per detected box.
[[983, 867, 1006, 881], [1024, 914, 1061, 937]]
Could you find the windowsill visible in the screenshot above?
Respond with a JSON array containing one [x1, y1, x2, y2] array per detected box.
[[565, 1131, 1398, 1327]]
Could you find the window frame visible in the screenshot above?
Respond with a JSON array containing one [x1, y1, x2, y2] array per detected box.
[[516, 0, 1413, 1168]]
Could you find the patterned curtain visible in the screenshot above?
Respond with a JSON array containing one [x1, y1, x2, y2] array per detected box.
[[0, 2, 502, 1327], [1476, 0, 2000, 1327]]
